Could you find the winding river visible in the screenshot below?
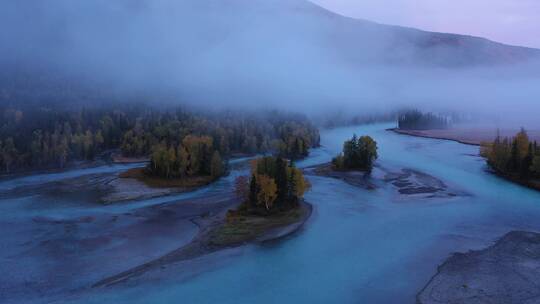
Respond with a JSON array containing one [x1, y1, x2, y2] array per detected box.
[[2, 123, 540, 304]]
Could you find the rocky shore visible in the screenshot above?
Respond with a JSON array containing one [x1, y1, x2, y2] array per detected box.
[[383, 168, 465, 198], [307, 163, 465, 198], [389, 128, 482, 146], [418, 231, 540, 304]]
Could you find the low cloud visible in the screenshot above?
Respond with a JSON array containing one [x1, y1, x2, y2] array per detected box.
[[1, 0, 539, 127]]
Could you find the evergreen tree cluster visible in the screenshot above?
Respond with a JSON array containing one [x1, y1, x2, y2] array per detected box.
[[398, 110, 449, 130], [0, 103, 320, 173], [481, 128, 540, 179], [235, 156, 310, 215], [332, 135, 378, 172], [320, 111, 397, 129]]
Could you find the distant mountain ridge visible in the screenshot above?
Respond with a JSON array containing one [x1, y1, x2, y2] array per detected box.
[[1, 0, 539, 107], [288, 0, 540, 66]]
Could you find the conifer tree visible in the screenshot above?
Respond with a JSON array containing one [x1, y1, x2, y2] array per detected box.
[[210, 151, 223, 178]]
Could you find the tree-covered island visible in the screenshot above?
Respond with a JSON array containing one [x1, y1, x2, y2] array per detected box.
[[332, 134, 378, 172], [203, 156, 312, 247], [235, 156, 310, 215]]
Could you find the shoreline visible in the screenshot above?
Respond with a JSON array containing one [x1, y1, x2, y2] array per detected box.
[[99, 167, 225, 204], [487, 167, 540, 192], [118, 167, 218, 189], [92, 201, 313, 288], [417, 230, 540, 304], [388, 128, 481, 146]]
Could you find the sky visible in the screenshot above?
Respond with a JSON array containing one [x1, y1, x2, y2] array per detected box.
[[310, 0, 540, 49]]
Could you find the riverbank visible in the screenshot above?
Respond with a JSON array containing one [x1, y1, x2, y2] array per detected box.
[[98, 168, 222, 204], [418, 231, 540, 304], [488, 168, 540, 192], [389, 127, 540, 147], [93, 201, 312, 288], [389, 128, 481, 146], [111, 153, 149, 164]]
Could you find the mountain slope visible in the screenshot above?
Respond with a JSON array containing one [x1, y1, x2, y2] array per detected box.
[[0, 0, 539, 109]]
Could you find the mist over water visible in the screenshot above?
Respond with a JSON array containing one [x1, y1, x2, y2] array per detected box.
[[1, 0, 540, 126]]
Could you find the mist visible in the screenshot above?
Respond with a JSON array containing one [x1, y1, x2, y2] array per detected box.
[[2, 0, 540, 126]]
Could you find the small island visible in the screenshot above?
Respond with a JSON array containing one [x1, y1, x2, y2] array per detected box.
[[332, 134, 378, 172], [309, 134, 378, 189], [213, 156, 312, 246], [480, 128, 540, 191]]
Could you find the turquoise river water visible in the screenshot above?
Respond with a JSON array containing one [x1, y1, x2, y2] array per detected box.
[[2, 123, 540, 304]]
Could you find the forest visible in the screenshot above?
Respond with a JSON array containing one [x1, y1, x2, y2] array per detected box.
[[234, 156, 310, 215], [0, 103, 320, 174], [332, 134, 378, 172], [481, 128, 540, 180], [398, 110, 449, 130], [146, 135, 224, 180]]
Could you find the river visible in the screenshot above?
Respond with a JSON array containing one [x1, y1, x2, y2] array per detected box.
[[2, 123, 540, 304]]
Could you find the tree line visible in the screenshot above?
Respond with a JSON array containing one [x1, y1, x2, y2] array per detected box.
[[147, 135, 224, 179], [0, 103, 320, 173], [332, 134, 378, 172], [481, 128, 540, 179], [398, 110, 449, 130], [234, 156, 310, 215]]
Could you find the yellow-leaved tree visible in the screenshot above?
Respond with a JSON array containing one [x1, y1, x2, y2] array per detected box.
[[289, 167, 311, 198], [256, 174, 277, 211]]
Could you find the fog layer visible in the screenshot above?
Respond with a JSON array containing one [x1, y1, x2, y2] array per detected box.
[[1, 0, 539, 124]]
